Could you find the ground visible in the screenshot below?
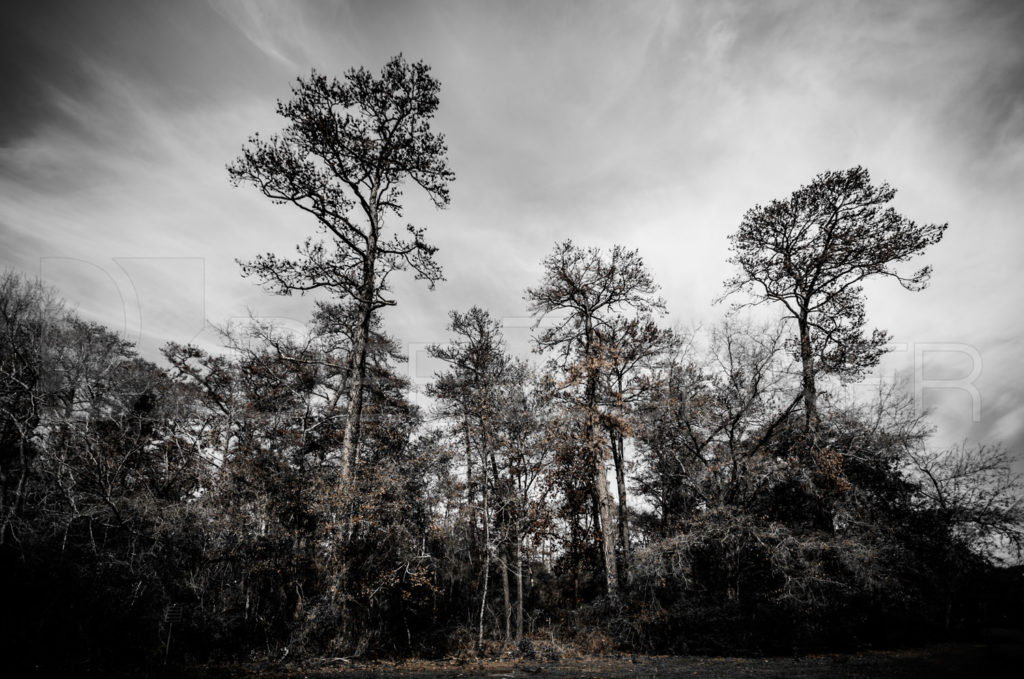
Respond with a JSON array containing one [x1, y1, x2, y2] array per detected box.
[[183, 633, 1024, 678]]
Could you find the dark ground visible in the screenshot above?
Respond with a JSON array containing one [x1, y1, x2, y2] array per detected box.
[[177, 631, 1024, 679]]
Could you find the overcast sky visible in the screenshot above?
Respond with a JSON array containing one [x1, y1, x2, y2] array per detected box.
[[2, 0, 1023, 459]]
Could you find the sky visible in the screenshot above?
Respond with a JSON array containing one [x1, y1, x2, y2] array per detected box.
[[2, 0, 1023, 461]]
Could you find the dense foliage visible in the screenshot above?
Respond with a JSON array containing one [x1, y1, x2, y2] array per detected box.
[[2, 255, 1020, 672]]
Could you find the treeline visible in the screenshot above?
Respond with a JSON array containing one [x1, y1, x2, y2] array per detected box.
[[1, 260, 1021, 669], [2, 56, 1023, 672]]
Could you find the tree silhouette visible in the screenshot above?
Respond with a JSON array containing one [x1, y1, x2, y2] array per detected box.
[[527, 241, 665, 594], [722, 166, 946, 435], [228, 55, 454, 484]]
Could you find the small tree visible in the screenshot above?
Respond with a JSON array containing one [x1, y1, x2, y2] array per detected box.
[[595, 315, 678, 577], [722, 166, 946, 435], [0, 272, 63, 544], [229, 55, 454, 484], [427, 307, 510, 648], [908, 442, 1024, 563], [527, 241, 665, 595]]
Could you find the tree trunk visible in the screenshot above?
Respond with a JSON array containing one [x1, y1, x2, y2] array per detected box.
[[478, 468, 491, 651], [589, 484, 603, 553], [515, 530, 524, 641], [584, 327, 617, 596], [593, 444, 618, 596], [660, 456, 670, 538], [339, 297, 374, 482], [797, 316, 818, 436], [611, 428, 630, 586], [463, 412, 477, 558], [340, 226, 379, 485], [501, 552, 511, 642], [482, 424, 511, 644]]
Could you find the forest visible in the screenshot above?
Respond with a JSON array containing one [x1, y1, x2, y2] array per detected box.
[[2, 55, 1022, 674]]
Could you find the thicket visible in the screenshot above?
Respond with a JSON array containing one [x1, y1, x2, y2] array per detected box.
[[2, 56, 1022, 674]]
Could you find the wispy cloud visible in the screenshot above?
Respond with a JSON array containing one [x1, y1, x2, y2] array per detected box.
[[210, 0, 315, 69], [1, 0, 1022, 461]]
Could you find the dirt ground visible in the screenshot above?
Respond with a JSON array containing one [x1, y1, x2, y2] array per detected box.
[[186, 632, 1024, 679]]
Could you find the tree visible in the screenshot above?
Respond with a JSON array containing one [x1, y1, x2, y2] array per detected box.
[[165, 312, 440, 657], [1, 272, 208, 671], [228, 55, 454, 485], [633, 321, 797, 533], [427, 307, 513, 646], [722, 166, 946, 435], [0, 272, 63, 544], [908, 442, 1024, 563], [498, 363, 556, 641], [595, 315, 678, 578], [527, 241, 665, 595]]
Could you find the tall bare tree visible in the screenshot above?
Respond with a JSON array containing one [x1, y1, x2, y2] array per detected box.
[[229, 55, 454, 484], [722, 166, 946, 436]]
